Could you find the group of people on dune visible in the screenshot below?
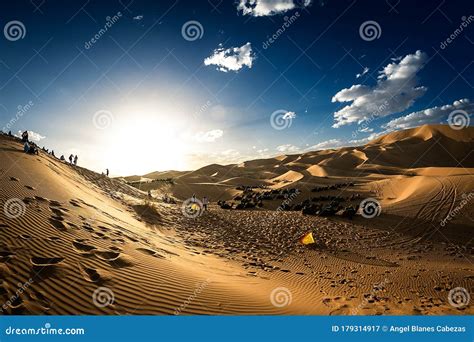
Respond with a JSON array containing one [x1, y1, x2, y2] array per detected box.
[[1, 129, 83, 169], [19, 130, 79, 165]]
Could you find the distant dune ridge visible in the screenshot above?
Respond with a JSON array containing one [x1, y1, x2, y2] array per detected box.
[[0, 124, 472, 315]]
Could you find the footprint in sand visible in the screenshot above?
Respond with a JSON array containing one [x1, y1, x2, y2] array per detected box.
[[29, 290, 51, 311], [78, 263, 105, 283], [82, 224, 95, 232], [50, 207, 69, 217], [18, 234, 32, 240], [34, 196, 49, 202], [94, 250, 121, 261], [49, 217, 68, 231], [0, 250, 15, 262], [49, 200, 63, 207], [136, 248, 166, 259], [69, 199, 82, 208], [9, 176, 19, 182], [30, 257, 64, 266], [24, 185, 36, 190], [92, 232, 109, 240], [72, 240, 97, 253], [46, 236, 62, 242]]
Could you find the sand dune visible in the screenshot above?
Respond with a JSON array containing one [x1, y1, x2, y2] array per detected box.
[[1, 125, 472, 315]]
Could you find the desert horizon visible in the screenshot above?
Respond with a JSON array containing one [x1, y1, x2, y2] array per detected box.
[[1, 123, 473, 315]]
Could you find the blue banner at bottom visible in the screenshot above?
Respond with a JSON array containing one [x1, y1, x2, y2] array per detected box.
[[0, 316, 472, 342]]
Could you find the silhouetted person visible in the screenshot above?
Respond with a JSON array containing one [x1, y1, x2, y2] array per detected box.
[[69, 154, 73, 164], [8, 131, 12, 137], [202, 196, 209, 210], [28, 144, 39, 155], [60, 155, 65, 161], [21, 131, 28, 143], [51, 150, 55, 157], [74, 155, 78, 165], [106, 168, 109, 177]]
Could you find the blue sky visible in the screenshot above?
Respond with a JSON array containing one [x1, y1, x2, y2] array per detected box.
[[0, 0, 473, 175]]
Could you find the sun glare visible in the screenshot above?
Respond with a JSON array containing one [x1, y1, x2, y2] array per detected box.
[[100, 104, 188, 175]]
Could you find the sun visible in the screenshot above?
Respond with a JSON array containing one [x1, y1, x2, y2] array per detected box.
[[100, 104, 187, 175]]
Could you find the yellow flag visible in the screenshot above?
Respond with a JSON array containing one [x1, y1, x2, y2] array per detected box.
[[300, 231, 315, 245]]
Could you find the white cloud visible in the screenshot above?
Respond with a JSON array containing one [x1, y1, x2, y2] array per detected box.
[[349, 132, 385, 145], [383, 98, 473, 131], [356, 66, 369, 78], [309, 138, 347, 150], [204, 43, 255, 72], [194, 129, 224, 142], [359, 126, 373, 133], [17, 130, 46, 142], [282, 111, 296, 120], [133, 15, 144, 20], [237, 0, 311, 17], [276, 144, 300, 153], [332, 50, 428, 128]]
